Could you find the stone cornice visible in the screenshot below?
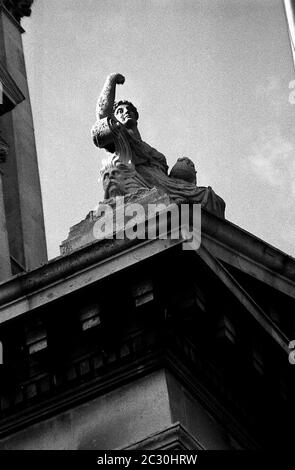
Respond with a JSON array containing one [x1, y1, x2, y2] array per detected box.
[[201, 210, 295, 300], [0, 343, 260, 448], [0, 210, 295, 315], [0, 230, 290, 378], [0, 351, 162, 440]]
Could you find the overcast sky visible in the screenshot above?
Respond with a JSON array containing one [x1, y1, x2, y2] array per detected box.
[[22, 0, 295, 260]]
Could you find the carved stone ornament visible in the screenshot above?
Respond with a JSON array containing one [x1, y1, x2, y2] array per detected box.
[[2, 0, 33, 22]]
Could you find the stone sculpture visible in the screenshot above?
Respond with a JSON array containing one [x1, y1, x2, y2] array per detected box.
[[91, 73, 225, 218]]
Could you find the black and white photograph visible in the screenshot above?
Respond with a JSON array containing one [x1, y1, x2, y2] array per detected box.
[[0, 0, 294, 462]]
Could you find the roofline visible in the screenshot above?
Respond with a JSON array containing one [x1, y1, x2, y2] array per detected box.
[[0, 209, 294, 317]]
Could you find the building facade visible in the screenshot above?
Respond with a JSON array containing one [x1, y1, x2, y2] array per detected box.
[[0, 0, 294, 451], [0, 209, 294, 449]]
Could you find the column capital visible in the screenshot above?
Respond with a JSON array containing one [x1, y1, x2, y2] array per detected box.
[[2, 0, 33, 22]]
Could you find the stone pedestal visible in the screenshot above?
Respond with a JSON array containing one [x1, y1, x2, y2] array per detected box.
[[60, 188, 170, 255]]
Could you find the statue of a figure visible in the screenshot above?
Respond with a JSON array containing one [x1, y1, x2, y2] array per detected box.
[[91, 73, 225, 217]]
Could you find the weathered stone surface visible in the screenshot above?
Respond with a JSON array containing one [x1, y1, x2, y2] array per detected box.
[[91, 73, 226, 217], [60, 188, 170, 255]]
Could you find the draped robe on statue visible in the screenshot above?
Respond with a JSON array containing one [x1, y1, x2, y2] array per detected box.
[[92, 116, 226, 218]]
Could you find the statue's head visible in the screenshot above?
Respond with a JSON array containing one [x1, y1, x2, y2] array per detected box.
[[169, 157, 197, 185], [100, 162, 126, 199], [113, 100, 139, 128]]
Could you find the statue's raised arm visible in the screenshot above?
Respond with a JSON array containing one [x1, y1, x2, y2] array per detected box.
[[92, 73, 141, 151], [96, 73, 125, 121], [92, 73, 128, 150]]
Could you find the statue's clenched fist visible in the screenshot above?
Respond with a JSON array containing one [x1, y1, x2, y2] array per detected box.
[[109, 73, 125, 85]]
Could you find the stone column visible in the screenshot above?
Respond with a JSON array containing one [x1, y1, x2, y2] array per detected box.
[[0, 1, 47, 273]]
